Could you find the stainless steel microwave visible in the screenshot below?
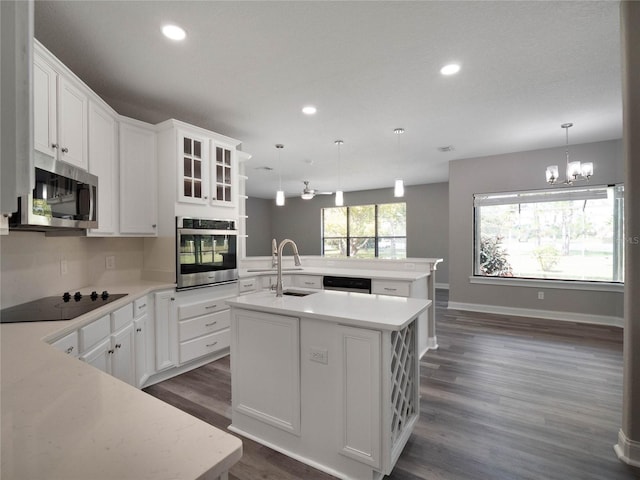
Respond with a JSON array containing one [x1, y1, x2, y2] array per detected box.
[[9, 151, 98, 232]]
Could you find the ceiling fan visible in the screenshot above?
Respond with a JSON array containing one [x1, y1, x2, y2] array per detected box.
[[301, 181, 332, 200]]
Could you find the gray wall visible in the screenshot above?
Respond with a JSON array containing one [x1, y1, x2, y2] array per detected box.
[[449, 139, 624, 317], [246, 197, 274, 256], [247, 183, 450, 284]]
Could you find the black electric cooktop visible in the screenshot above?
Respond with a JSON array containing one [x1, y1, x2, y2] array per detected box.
[[0, 291, 128, 324]]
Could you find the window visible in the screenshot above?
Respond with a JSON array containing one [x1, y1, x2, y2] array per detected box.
[[474, 185, 624, 283], [322, 203, 406, 259]]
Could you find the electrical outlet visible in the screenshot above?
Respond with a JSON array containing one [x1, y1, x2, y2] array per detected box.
[[309, 347, 328, 365], [60, 258, 68, 275], [538, 291, 544, 300], [105, 255, 115, 270]]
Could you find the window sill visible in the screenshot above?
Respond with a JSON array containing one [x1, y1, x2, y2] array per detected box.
[[468, 275, 624, 293]]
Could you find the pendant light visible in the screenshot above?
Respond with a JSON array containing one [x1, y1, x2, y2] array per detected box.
[[546, 123, 594, 185], [275, 144, 285, 206], [394, 128, 405, 197], [335, 140, 344, 206]]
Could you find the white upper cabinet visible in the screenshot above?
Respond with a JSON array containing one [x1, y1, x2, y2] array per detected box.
[[211, 141, 236, 207], [178, 130, 210, 204], [119, 117, 157, 236], [87, 101, 118, 236], [33, 46, 88, 169]]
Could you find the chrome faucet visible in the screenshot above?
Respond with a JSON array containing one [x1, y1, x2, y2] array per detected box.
[[271, 238, 278, 268], [276, 239, 301, 297]]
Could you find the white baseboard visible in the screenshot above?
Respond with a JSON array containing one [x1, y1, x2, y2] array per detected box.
[[614, 429, 640, 468], [447, 301, 623, 327], [435, 283, 449, 290]]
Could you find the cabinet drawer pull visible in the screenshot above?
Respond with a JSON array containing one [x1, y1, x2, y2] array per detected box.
[[384, 287, 397, 291], [136, 328, 142, 332], [138, 303, 146, 309], [65, 346, 74, 354], [304, 282, 314, 285], [115, 343, 122, 349], [204, 304, 218, 309], [206, 341, 218, 348], [61, 147, 69, 153], [108, 349, 115, 354], [205, 321, 217, 327]]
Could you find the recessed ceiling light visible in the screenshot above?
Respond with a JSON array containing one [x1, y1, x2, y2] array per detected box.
[[302, 105, 317, 115], [162, 24, 186, 41], [440, 63, 461, 76]]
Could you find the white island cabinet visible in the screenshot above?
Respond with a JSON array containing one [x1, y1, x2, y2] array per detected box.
[[227, 290, 430, 480]]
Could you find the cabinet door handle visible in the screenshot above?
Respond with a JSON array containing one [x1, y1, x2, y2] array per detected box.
[[206, 341, 218, 348], [115, 343, 122, 349], [138, 304, 146, 309], [108, 349, 115, 354], [205, 304, 217, 309], [152, 224, 157, 228], [205, 321, 217, 327], [65, 346, 74, 354], [51, 143, 58, 149], [136, 328, 142, 332]]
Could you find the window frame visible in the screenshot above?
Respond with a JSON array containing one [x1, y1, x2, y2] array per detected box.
[[321, 202, 407, 259], [472, 184, 624, 287]]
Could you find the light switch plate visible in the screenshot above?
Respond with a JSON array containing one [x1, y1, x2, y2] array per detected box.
[[105, 255, 115, 270]]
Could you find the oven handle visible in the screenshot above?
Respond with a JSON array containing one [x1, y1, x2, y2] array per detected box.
[[177, 229, 238, 236]]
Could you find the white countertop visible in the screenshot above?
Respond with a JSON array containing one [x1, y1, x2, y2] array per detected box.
[[239, 265, 430, 281], [1, 281, 242, 480], [226, 289, 430, 331]]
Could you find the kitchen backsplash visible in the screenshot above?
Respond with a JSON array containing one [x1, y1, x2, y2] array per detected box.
[[0, 232, 145, 308]]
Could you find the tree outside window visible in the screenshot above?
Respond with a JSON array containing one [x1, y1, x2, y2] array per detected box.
[[322, 203, 406, 259]]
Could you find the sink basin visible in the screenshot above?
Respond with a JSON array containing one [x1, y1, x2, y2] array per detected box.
[[247, 268, 304, 272], [282, 289, 315, 297]]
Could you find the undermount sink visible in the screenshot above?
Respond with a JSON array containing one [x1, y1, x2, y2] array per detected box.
[[246, 267, 304, 272], [281, 289, 316, 297]]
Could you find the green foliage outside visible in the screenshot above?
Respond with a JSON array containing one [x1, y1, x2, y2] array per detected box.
[[533, 245, 560, 271], [479, 236, 513, 276]]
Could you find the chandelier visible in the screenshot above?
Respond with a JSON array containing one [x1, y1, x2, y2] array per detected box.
[[546, 123, 593, 185]]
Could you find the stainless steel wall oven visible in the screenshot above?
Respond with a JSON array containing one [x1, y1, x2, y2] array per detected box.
[[176, 217, 238, 290]]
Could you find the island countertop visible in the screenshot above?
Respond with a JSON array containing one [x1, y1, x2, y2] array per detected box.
[[226, 289, 431, 331]]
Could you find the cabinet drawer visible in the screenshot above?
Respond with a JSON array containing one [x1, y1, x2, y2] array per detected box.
[[179, 328, 230, 364], [179, 309, 230, 342], [294, 275, 322, 289], [51, 330, 79, 357], [111, 303, 134, 331], [133, 296, 148, 317], [371, 280, 411, 297], [238, 277, 258, 293], [80, 314, 110, 351], [178, 297, 228, 320]]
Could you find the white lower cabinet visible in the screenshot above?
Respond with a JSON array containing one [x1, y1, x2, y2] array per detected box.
[[133, 308, 153, 388], [177, 292, 232, 364], [51, 330, 79, 357], [78, 303, 136, 386], [154, 290, 178, 372]]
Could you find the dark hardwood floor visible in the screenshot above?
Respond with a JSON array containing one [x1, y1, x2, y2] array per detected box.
[[144, 290, 640, 480]]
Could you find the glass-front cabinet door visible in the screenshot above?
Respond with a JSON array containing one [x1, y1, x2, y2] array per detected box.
[[179, 132, 209, 204], [211, 141, 234, 206]]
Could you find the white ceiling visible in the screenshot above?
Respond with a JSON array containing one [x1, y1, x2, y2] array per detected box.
[[34, 1, 622, 199]]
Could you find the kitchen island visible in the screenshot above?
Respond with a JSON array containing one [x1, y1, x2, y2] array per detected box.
[[226, 289, 430, 480]]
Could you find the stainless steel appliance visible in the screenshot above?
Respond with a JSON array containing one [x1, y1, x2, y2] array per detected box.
[[0, 291, 127, 323], [176, 217, 238, 290], [9, 151, 98, 232], [322, 276, 371, 293]]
